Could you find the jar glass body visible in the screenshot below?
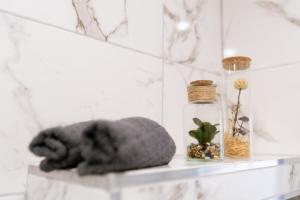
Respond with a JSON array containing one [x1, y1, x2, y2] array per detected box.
[[183, 101, 224, 161], [224, 70, 253, 159]]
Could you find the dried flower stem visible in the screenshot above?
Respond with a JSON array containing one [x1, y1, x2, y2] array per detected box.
[[232, 89, 242, 136], [239, 121, 244, 134]]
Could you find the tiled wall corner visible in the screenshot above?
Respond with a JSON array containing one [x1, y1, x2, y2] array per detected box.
[[0, 0, 163, 56], [0, 12, 162, 194]]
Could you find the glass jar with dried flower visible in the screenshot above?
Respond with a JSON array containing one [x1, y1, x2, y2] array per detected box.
[[183, 80, 224, 161], [223, 56, 252, 159]]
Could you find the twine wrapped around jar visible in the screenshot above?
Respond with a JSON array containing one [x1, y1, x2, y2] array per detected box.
[[188, 80, 216, 102]]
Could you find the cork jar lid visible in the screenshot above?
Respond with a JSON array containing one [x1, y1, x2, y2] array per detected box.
[[222, 56, 251, 71], [188, 80, 216, 102]]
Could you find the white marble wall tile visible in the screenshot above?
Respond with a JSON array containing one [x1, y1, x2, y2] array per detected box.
[[250, 64, 300, 155], [0, 196, 24, 200], [122, 164, 300, 200], [223, 0, 300, 68], [163, 0, 222, 71], [0, 12, 162, 194], [26, 175, 109, 200], [0, 0, 163, 56], [163, 62, 222, 154]]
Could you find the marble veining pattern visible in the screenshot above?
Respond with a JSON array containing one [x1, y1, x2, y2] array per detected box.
[[122, 164, 300, 200], [223, 0, 300, 67], [0, 0, 163, 56], [71, 0, 128, 41], [255, 0, 300, 27], [26, 175, 109, 200], [163, 1, 204, 64], [1, 16, 43, 132], [0, 15, 45, 193], [163, 0, 222, 71], [289, 164, 300, 191], [250, 63, 300, 155]]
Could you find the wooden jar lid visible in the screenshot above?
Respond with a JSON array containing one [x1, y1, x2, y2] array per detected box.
[[190, 80, 213, 86], [188, 80, 216, 102], [222, 56, 251, 71]]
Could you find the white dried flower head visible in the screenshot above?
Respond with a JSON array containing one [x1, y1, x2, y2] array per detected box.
[[234, 78, 248, 90]]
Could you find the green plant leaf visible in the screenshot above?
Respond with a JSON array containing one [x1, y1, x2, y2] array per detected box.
[[189, 129, 202, 143], [188, 130, 198, 138], [199, 125, 208, 144], [193, 118, 202, 126], [189, 119, 220, 145], [206, 123, 217, 142]]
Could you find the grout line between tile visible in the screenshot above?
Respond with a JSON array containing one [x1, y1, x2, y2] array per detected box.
[[0, 8, 163, 61], [161, 3, 165, 126], [251, 61, 300, 72], [220, 0, 225, 59], [226, 60, 300, 77]]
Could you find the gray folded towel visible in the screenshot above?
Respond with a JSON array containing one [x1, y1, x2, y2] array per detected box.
[[29, 121, 93, 172], [78, 117, 176, 175]]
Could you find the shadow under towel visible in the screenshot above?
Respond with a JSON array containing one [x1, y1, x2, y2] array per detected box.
[[78, 117, 176, 175], [29, 121, 93, 172]]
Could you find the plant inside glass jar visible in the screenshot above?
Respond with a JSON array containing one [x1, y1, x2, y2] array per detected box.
[[187, 118, 220, 160], [231, 78, 250, 137], [225, 78, 250, 158]]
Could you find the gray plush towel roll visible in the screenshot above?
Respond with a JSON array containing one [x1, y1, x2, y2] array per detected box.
[[78, 117, 176, 175], [29, 121, 92, 172]]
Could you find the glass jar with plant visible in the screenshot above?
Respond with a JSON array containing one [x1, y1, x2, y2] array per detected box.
[[223, 56, 252, 159], [183, 80, 224, 161]]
